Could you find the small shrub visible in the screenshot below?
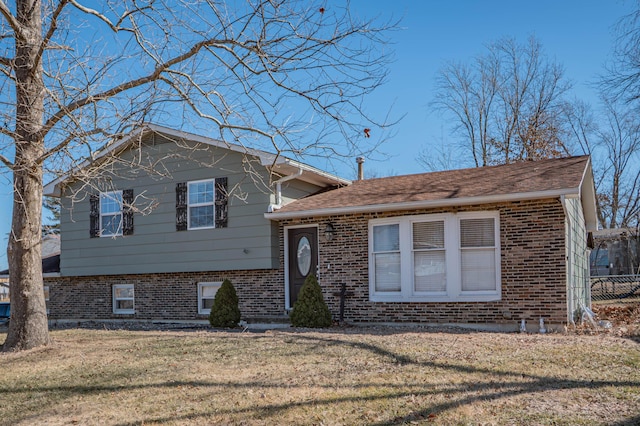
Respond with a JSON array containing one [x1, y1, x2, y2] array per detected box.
[[290, 274, 332, 328], [209, 279, 241, 328]]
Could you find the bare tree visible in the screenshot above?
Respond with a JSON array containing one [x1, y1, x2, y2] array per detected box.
[[417, 135, 467, 171], [0, 0, 395, 351], [602, 1, 640, 104], [432, 37, 571, 166], [564, 98, 640, 229]]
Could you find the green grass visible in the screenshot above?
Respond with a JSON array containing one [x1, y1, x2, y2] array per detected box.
[[1, 328, 639, 425]]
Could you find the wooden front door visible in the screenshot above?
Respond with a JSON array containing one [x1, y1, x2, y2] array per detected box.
[[288, 227, 318, 307]]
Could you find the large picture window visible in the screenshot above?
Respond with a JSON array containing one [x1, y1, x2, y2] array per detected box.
[[369, 212, 500, 302]]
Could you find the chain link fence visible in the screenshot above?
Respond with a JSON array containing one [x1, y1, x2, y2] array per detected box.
[[590, 228, 639, 303], [591, 275, 640, 302]]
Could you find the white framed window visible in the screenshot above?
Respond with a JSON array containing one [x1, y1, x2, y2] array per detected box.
[[372, 224, 401, 292], [100, 191, 123, 237], [369, 212, 501, 302], [188, 179, 215, 229], [113, 284, 135, 314], [198, 282, 221, 315]]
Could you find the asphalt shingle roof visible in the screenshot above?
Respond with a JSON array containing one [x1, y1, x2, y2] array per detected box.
[[271, 155, 590, 217]]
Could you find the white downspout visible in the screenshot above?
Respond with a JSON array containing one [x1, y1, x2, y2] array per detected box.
[[268, 168, 304, 212]]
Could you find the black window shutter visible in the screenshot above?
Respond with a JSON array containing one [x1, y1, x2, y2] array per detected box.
[[176, 182, 187, 231], [122, 189, 134, 236], [215, 177, 228, 228], [89, 194, 100, 238]]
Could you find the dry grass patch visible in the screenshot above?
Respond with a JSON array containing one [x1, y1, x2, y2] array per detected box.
[[1, 328, 639, 425]]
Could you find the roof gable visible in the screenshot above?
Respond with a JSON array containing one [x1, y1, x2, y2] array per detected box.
[[267, 155, 598, 230], [44, 124, 349, 196]]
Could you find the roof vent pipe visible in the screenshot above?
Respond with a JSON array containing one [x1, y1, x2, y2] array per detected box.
[[356, 157, 365, 180]]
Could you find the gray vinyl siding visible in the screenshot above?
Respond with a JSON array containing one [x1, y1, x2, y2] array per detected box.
[[279, 179, 327, 205], [59, 134, 321, 276]]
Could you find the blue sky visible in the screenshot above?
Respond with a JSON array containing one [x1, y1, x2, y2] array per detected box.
[[353, 0, 634, 175], [0, 0, 633, 269]]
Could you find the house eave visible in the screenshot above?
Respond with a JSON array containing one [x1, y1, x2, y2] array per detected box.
[[578, 157, 599, 232], [264, 188, 581, 220], [270, 159, 351, 187]]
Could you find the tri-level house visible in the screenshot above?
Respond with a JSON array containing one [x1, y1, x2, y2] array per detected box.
[[43, 124, 598, 331]]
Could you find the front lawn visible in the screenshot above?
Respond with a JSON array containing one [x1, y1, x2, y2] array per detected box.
[[1, 327, 639, 425]]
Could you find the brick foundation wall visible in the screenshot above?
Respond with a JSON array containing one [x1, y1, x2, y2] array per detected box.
[[46, 198, 570, 329], [45, 269, 284, 321], [282, 199, 569, 328]]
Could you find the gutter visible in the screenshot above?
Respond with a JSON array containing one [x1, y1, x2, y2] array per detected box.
[[267, 168, 304, 212]]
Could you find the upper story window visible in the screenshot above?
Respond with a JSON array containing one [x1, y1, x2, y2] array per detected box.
[[369, 211, 501, 303], [100, 191, 123, 236], [188, 179, 215, 229], [176, 177, 228, 231], [90, 189, 134, 238]]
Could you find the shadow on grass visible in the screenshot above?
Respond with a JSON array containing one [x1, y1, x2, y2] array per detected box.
[[1, 332, 638, 425]]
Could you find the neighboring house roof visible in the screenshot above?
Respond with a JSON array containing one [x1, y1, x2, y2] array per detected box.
[[41, 234, 60, 258], [44, 123, 350, 197], [591, 228, 639, 242], [0, 235, 61, 276], [266, 155, 598, 231]]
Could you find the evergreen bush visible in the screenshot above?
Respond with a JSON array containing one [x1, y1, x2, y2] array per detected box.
[[290, 274, 332, 328], [209, 278, 241, 328]]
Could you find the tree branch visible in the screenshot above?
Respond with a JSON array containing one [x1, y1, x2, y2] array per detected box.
[[0, 0, 25, 41], [39, 38, 234, 140], [68, 0, 133, 33], [32, 0, 70, 78], [37, 127, 106, 165]]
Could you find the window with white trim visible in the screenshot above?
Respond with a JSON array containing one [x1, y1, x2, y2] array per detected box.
[[100, 191, 123, 236], [176, 178, 228, 231], [198, 282, 221, 315], [188, 179, 215, 229], [113, 284, 135, 314], [369, 212, 501, 302]]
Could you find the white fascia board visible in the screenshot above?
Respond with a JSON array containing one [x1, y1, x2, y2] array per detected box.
[[270, 159, 351, 187], [578, 158, 599, 231], [264, 187, 581, 220]]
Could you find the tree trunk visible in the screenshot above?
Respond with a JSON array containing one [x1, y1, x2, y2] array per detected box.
[[2, 0, 50, 351]]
